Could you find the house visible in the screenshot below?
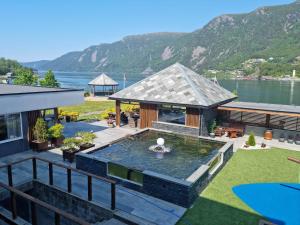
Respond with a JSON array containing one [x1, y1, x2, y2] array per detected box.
[[0, 84, 84, 157], [109, 63, 236, 136]]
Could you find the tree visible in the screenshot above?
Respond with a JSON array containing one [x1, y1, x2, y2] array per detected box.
[[40, 70, 60, 88], [13, 68, 38, 85]]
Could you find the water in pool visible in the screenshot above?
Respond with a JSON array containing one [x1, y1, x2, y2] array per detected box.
[[91, 130, 224, 179]]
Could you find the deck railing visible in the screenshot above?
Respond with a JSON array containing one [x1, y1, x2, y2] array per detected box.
[[0, 156, 116, 224], [0, 181, 90, 225]]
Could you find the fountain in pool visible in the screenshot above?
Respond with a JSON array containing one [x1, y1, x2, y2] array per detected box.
[[149, 138, 171, 159]]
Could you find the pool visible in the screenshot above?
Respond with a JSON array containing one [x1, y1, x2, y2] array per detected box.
[[76, 129, 233, 207], [91, 130, 223, 179], [233, 183, 300, 225]]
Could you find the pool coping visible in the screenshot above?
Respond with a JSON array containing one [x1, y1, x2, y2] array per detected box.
[[77, 128, 232, 185], [76, 128, 234, 207]]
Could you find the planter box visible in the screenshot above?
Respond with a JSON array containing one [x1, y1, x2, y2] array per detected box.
[[30, 141, 49, 152], [62, 149, 80, 163], [51, 137, 64, 147], [80, 143, 95, 151], [65, 116, 71, 123]]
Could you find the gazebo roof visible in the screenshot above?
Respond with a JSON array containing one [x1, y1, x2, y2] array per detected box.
[[110, 63, 236, 107], [88, 73, 118, 86]]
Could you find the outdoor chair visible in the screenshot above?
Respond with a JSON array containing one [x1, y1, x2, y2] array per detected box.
[[278, 133, 285, 142], [295, 134, 300, 145], [214, 127, 225, 137], [287, 135, 294, 144]]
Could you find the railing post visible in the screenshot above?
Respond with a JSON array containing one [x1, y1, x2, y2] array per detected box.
[[49, 162, 53, 185], [55, 212, 60, 225], [67, 168, 72, 193], [111, 183, 116, 210], [88, 176, 92, 201], [10, 191, 17, 219], [32, 158, 37, 179], [30, 201, 37, 225], [7, 165, 13, 187]]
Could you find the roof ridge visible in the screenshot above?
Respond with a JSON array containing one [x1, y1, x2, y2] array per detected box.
[[178, 64, 207, 104]]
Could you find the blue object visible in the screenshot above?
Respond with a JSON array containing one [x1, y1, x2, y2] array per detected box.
[[233, 183, 300, 225]]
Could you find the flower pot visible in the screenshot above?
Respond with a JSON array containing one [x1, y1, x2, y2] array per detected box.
[[30, 140, 49, 152], [62, 149, 79, 163], [51, 137, 64, 147], [65, 116, 71, 123], [80, 143, 95, 151], [210, 133, 215, 138]]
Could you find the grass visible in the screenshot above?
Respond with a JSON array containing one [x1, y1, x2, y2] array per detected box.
[[59, 101, 115, 114], [178, 148, 300, 225]]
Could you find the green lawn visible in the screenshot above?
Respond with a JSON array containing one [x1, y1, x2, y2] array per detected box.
[[178, 148, 300, 225], [59, 100, 115, 114]]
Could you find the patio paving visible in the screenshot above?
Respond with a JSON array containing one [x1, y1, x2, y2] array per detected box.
[[0, 121, 186, 225], [214, 134, 300, 152]]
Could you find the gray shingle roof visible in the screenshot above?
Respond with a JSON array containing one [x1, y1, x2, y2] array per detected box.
[[110, 63, 236, 107], [88, 73, 118, 86], [0, 84, 81, 95]]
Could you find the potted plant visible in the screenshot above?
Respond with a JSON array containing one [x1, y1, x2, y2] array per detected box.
[[61, 137, 81, 162], [31, 118, 49, 151], [76, 132, 96, 150], [246, 132, 256, 147], [208, 120, 217, 138], [49, 123, 64, 147]]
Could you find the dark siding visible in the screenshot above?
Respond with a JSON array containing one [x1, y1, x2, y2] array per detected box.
[[0, 112, 29, 157]]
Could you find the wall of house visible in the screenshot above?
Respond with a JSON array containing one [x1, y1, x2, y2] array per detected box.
[[186, 107, 200, 127], [201, 107, 218, 136], [0, 112, 29, 158], [139, 103, 158, 128]]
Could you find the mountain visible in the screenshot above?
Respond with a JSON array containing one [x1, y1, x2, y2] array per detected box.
[[26, 1, 300, 75], [22, 60, 50, 70]]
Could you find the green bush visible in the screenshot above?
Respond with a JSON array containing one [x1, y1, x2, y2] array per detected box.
[[76, 132, 96, 144], [61, 137, 81, 151], [33, 118, 48, 142], [247, 132, 256, 146], [208, 119, 217, 133], [48, 124, 64, 139]]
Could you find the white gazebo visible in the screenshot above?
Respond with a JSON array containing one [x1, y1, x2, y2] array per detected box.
[[88, 73, 119, 96]]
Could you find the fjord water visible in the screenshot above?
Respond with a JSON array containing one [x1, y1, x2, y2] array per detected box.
[[40, 71, 300, 105]]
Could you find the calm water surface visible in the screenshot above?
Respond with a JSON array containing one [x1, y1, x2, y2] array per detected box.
[[92, 130, 223, 179], [39, 71, 300, 106]]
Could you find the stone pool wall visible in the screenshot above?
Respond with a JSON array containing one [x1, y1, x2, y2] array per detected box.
[[76, 140, 234, 208], [152, 121, 200, 136]]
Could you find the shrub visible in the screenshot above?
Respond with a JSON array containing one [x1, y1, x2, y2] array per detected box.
[[247, 132, 256, 146], [84, 91, 90, 97], [208, 119, 217, 133], [100, 107, 115, 120], [61, 137, 81, 151], [76, 132, 96, 144], [33, 118, 48, 142], [48, 124, 64, 139]]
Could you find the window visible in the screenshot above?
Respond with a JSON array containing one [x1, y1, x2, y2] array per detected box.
[[158, 105, 186, 125], [0, 113, 22, 143]]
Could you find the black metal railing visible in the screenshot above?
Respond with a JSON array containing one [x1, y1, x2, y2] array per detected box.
[[0, 181, 90, 225], [0, 156, 117, 224]]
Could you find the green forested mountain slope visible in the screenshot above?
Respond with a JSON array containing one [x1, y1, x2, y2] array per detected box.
[[25, 1, 300, 75]]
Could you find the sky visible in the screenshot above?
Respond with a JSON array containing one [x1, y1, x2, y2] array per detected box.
[[0, 0, 295, 62]]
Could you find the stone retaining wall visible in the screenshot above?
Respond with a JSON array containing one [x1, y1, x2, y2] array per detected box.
[[152, 121, 200, 136]]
